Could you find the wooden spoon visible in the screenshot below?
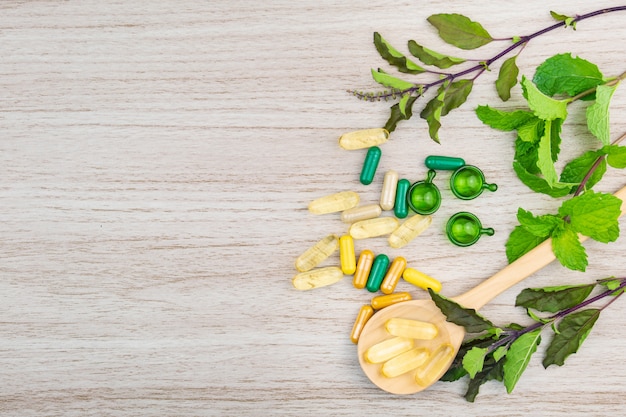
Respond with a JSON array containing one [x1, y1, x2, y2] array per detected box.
[[358, 184, 626, 395]]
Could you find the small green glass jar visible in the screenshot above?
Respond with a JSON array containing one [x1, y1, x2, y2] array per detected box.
[[446, 212, 494, 247], [407, 170, 441, 215], [450, 165, 497, 200]]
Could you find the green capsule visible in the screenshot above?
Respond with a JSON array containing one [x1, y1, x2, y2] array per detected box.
[[425, 155, 466, 171], [394, 179, 410, 219], [360, 146, 382, 185], [366, 254, 390, 293]]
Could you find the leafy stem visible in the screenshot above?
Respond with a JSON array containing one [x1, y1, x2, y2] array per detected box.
[[433, 277, 626, 401], [353, 6, 626, 140]]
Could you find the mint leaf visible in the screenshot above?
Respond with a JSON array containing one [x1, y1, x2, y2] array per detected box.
[[522, 76, 568, 120], [560, 150, 606, 189], [537, 121, 559, 186], [587, 84, 618, 146], [516, 208, 563, 237], [463, 347, 488, 378], [503, 329, 542, 393], [427, 14, 493, 50], [515, 284, 595, 313], [605, 145, 626, 168], [513, 161, 571, 197], [551, 224, 588, 271], [496, 56, 519, 101], [532, 53, 603, 97], [515, 138, 541, 174], [475, 105, 534, 131], [371, 68, 415, 91], [517, 117, 544, 143], [505, 224, 549, 263], [558, 190, 622, 243], [373, 32, 425, 74], [407, 41, 466, 69], [543, 309, 600, 367], [429, 289, 495, 332]]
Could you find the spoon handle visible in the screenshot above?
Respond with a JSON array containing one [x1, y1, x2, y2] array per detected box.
[[453, 184, 626, 310]]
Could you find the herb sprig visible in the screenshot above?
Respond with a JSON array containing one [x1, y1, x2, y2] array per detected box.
[[476, 53, 626, 272], [429, 278, 626, 402], [351, 6, 626, 142]]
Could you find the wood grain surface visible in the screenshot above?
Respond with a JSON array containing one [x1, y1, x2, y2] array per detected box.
[[1, 1, 626, 416]]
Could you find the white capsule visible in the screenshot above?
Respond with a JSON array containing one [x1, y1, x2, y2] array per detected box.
[[339, 128, 390, 150], [341, 204, 382, 224], [380, 170, 399, 211], [349, 217, 399, 239]]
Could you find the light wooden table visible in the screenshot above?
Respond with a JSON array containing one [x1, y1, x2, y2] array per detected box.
[[2, 1, 626, 416]]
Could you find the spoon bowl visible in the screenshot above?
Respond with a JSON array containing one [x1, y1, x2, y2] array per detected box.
[[358, 184, 626, 394]]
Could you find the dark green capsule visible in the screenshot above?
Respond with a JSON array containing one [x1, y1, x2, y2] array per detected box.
[[360, 146, 382, 185], [425, 155, 466, 171], [366, 254, 390, 292], [394, 179, 410, 219]]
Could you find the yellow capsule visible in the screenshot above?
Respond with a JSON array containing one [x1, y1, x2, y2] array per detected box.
[[340, 204, 382, 224], [353, 249, 375, 289], [380, 170, 399, 211], [350, 305, 374, 344], [292, 267, 344, 290], [371, 292, 412, 310], [415, 344, 455, 386], [295, 234, 339, 272], [385, 318, 438, 340], [381, 347, 430, 378], [338, 128, 390, 150], [379, 256, 407, 294], [308, 191, 359, 215], [388, 214, 433, 248], [349, 217, 399, 240], [402, 267, 442, 293], [364, 336, 414, 364], [339, 235, 356, 275]]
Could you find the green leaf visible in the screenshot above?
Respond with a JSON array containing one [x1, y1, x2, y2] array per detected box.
[[515, 138, 541, 174], [517, 117, 544, 143], [550, 11, 570, 23], [463, 347, 488, 378], [558, 190, 622, 243], [407, 41, 466, 69], [543, 309, 600, 367], [516, 208, 563, 237], [536, 120, 559, 186], [503, 329, 542, 393], [512, 161, 572, 197], [475, 105, 534, 131], [522, 76, 568, 120], [465, 359, 504, 402], [560, 150, 606, 189], [492, 346, 508, 362], [384, 95, 419, 133], [429, 289, 495, 333], [441, 79, 474, 116], [605, 145, 626, 168], [373, 32, 426, 74], [427, 14, 493, 50], [398, 94, 411, 117], [420, 85, 446, 143], [515, 284, 595, 313], [587, 84, 618, 146], [552, 224, 588, 271], [371, 68, 415, 91], [532, 53, 603, 97], [505, 224, 549, 264], [599, 278, 621, 291], [496, 56, 519, 101]]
